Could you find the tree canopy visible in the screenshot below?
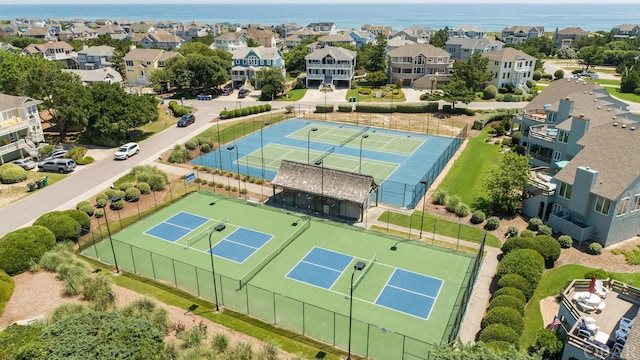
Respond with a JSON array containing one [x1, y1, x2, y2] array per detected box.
[[256, 67, 285, 100], [484, 152, 531, 214]]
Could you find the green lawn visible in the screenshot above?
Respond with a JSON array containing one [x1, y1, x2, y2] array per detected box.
[[281, 88, 307, 101], [377, 210, 502, 248], [520, 264, 640, 350], [346, 87, 406, 102], [590, 78, 621, 87], [436, 128, 504, 210], [605, 87, 640, 103]]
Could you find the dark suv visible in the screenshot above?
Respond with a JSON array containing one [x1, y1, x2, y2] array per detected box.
[[238, 89, 249, 98], [177, 114, 196, 127]]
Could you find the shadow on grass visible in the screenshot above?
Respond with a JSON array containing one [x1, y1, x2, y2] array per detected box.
[[127, 129, 154, 142]]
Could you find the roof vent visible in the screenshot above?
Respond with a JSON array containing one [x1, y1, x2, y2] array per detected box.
[[594, 99, 597, 102], [613, 116, 617, 120], [584, 91, 587, 94], [597, 106, 601, 109], [579, 114, 584, 118], [622, 124, 627, 128], [589, 92, 593, 95], [607, 108, 611, 111], [613, 122, 618, 126], [631, 126, 636, 131], [565, 97, 570, 100], [567, 78, 571, 82]]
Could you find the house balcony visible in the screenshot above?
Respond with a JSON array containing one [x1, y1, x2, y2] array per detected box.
[[548, 212, 594, 243], [529, 151, 552, 164], [0, 139, 40, 159], [529, 125, 557, 143], [526, 167, 557, 197], [306, 63, 353, 69], [0, 117, 41, 137], [307, 73, 352, 81], [523, 109, 548, 123]]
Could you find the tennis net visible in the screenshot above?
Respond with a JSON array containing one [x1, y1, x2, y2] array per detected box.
[[351, 253, 376, 293], [185, 215, 227, 249], [238, 216, 311, 289], [339, 126, 369, 146], [312, 145, 335, 164]]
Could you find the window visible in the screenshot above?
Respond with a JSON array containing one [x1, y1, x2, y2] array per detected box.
[[595, 196, 611, 215], [633, 194, 640, 212], [557, 130, 569, 143], [617, 197, 630, 216], [559, 182, 572, 199], [125, 60, 133, 66], [553, 151, 562, 161]]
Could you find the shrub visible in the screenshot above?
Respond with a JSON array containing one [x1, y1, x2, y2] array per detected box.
[[200, 143, 212, 153], [485, 341, 513, 353], [470, 210, 486, 224], [432, 188, 448, 205], [184, 139, 198, 150], [110, 199, 125, 210], [125, 187, 141, 202], [538, 224, 553, 236], [485, 216, 501, 231], [169, 145, 190, 163], [454, 203, 469, 217], [104, 189, 116, 198], [520, 229, 535, 237], [498, 273, 533, 300], [506, 226, 519, 238], [118, 182, 132, 191], [212, 333, 230, 354], [493, 287, 526, 303], [62, 210, 91, 232], [75, 156, 94, 165], [94, 209, 104, 218], [58, 261, 88, 297], [96, 197, 107, 208], [33, 212, 80, 242], [584, 268, 610, 280], [132, 165, 168, 190], [533, 70, 542, 81], [587, 242, 603, 255], [82, 275, 112, 302], [49, 303, 89, 323], [0, 226, 56, 275], [0, 164, 27, 184], [482, 306, 524, 334], [557, 235, 572, 248], [76, 201, 90, 210], [136, 182, 151, 194], [478, 324, 519, 345], [445, 195, 461, 213], [530, 328, 564, 360], [497, 249, 545, 287], [553, 69, 565, 80], [39, 244, 74, 272], [67, 146, 87, 160], [79, 204, 95, 217], [488, 294, 525, 316], [527, 218, 542, 231], [483, 85, 497, 100], [502, 235, 561, 268]]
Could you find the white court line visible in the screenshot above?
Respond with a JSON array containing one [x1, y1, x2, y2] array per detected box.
[[222, 238, 260, 250], [300, 260, 343, 274], [164, 221, 199, 231], [386, 283, 438, 300]]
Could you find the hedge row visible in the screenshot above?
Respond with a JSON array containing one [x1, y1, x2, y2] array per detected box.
[[473, 112, 509, 130], [501, 235, 561, 268], [168, 100, 191, 117], [0, 226, 56, 275], [220, 104, 271, 119], [353, 102, 443, 114], [315, 104, 334, 113]]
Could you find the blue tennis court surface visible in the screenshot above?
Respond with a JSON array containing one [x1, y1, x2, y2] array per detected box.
[[144, 212, 210, 242], [209, 228, 273, 263], [375, 269, 443, 319], [286, 247, 353, 289]]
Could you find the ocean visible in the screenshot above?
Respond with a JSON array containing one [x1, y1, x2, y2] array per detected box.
[[1, 3, 639, 33]]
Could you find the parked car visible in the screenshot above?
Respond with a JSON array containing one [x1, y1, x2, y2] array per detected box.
[[177, 114, 196, 127], [238, 89, 249, 98], [38, 158, 76, 173], [222, 88, 232, 96], [43, 149, 68, 160], [113, 142, 140, 160], [13, 158, 37, 170]]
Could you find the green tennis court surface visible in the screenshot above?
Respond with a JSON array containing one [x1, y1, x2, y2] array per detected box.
[[85, 192, 475, 359]]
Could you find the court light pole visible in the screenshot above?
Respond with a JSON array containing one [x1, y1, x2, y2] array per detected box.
[[216, 118, 222, 169], [207, 232, 220, 311], [260, 121, 270, 180], [358, 134, 369, 174], [307, 127, 318, 164], [104, 195, 121, 273], [419, 178, 428, 239], [227, 145, 241, 196], [348, 261, 366, 360]]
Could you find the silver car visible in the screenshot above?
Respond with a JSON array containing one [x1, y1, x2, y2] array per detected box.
[[38, 159, 76, 173], [13, 158, 37, 170]]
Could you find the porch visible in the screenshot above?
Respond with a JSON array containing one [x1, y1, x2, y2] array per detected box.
[[548, 212, 594, 243]]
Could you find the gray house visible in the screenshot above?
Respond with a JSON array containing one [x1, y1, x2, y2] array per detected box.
[[305, 46, 356, 88], [77, 45, 115, 70], [445, 37, 504, 61], [515, 79, 640, 246]]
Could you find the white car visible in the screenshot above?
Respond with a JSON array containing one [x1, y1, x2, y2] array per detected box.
[[114, 142, 140, 160]]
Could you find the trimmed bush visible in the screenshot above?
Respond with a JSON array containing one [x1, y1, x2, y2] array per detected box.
[[200, 143, 212, 153], [478, 324, 519, 345], [520, 229, 535, 237], [493, 287, 526, 303], [531, 328, 564, 360], [78, 204, 95, 217], [76, 201, 90, 210], [485, 216, 501, 231], [338, 104, 353, 112], [497, 249, 545, 287], [33, 212, 80, 242], [94, 209, 104, 218], [432, 188, 448, 205], [0, 226, 56, 275], [315, 104, 334, 113], [118, 182, 132, 191], [485, 341, 512, 353], [501, 235, 561, 268], [0, 164, 27, 184], [483, 85, 498, 100], [454, 203, 469, 217], [533, 70, 542, 81], [445, 195, 461, 213], [470, 210, 486, 224], [0, 269, 15, 313], [168, 145, 190, 163], [506, 226, 519, 238], [553, 69, 565, 80], [96, 197, 107, 208], [587, 242, 603, 255], [185, 139, 199, 151], [104, 189, 116, 198], [527, 218, 543, 231], [482, 306, 524, 334], [498, 273, 533, 300], [62, 210, 91, 232], [538, 224, 553, 236], [75, 156, 94, 165], [110, 199, 125, 210], [67, 146, 87, 160], [557, 235, 572, 248], [125, 187, 141, 202], [137, 182, 151, 194], [488, 294, 525, 316]]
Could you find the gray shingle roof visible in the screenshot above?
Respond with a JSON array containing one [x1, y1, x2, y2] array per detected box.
[[481, 47, 535, 62], [525, 79, 599, 111], [233, 46, 280, 60], [0, 94, 42, 111], [271, 160, 377, 204], [305, 46, 356, 61], [387, 43, 450, 57], [78, 45, 114, 57], [62, 68, 123, 83]]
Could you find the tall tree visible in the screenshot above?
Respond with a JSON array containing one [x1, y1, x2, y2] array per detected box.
[[438, 79, 475, 108], [484, 152, 531, 215], [451, 52, 492, 92], [577, 45, 605, 71], [363, 33, 387, 73], [430, 27, 449, 49]]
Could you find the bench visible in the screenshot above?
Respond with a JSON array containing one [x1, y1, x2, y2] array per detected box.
[[248, 197, 260, 205]]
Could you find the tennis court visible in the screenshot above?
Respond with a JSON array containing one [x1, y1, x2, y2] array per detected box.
[[193, 118, 463, 208], [84, 192, 477, 359]]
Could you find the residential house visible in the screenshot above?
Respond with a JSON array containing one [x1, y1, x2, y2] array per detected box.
[[611, 24, 640, 39], [317, 34, 356, 48], [231, 46, 285, 89], [22, 26, 56, 41], [391, 26, 435, 44], [275, 22, 303, 38], [22, 41, 78, 69], [156, 20, 184, 34], [114, 19, 133, 32], [0, 42, 20, 52], [211, 32, 248, 53], [134, 30, 184, 50], [95, 19, 114, 27], [130, 22, 154, 34], [482, 48, 536, 91], [385, 37, 414, 52], [387, 43, 452, 88], [123, 48, 183, 85], [556, 278, 639, 360], [361, 24, 392, 38], [282, 29, 319, 49], [445, 37, 504, 61], [305, 46, 356, 88], [0, 94, 44, 164], [62, 68, 123, 86], [553, 27, 589, 49], [182, 21, 209, 41], [58, 23, 98, 42], [305, 22, 338, 35], [448, 25, 487, 39], [246, 28, 278, 48], [96, 24, 128, 40], [501, 26, 545, 44], [0, 24, 19, 37], [77, 45, 115, 70], [345, 30, 375, 48], [14, 17, 46, 29], [514, 79, 640, 245]]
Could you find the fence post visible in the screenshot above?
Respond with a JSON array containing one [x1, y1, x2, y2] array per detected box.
[[432, 218, 436, 244], [150, 252, 156, 279], [457, 223, 461, 251], [130, 246, 136, 273], [172, 259, 177, 287]]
